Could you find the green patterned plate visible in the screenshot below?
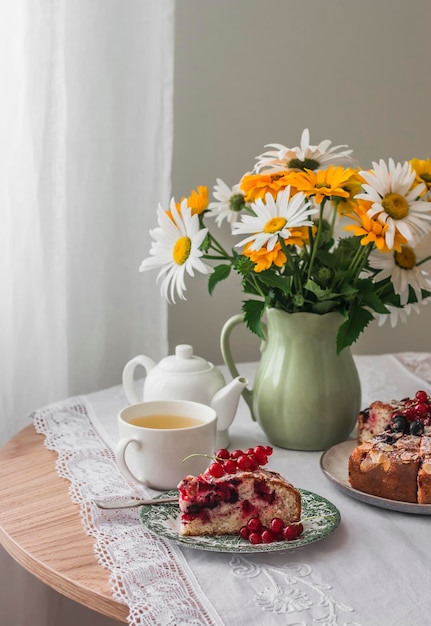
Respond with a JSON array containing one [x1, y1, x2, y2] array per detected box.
[[139, 488, 341, 553]]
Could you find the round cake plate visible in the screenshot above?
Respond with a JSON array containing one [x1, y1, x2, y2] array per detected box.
[[139, 488, 341, 553], [320, 439, 431, 515]]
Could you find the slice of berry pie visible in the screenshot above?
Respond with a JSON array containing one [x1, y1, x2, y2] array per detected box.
[[177, 446, 301, 536]]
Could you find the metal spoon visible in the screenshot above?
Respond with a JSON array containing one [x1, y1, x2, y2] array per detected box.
[[94, 496, 178, 509]]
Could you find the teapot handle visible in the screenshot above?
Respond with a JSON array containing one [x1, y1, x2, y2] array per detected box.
[[122, 355, 156, 404], [220, 314, 256, 420]]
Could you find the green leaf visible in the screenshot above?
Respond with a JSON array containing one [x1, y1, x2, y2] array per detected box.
[[338, 282, 359, 298], [360, 291, 389, 314], [336, 307, 374, 354], [304, 279, 338, 301], [355, 277, 377, 294], [254, 270, 291, 294], [407, 286, 431, 304], [242, 299, 266, 340], [208, 264, 231, 295]]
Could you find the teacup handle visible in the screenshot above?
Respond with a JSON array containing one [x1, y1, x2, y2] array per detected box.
[[115, 437, 149, 486], [122, 355, 156, 404], [220, 314, 258, 420]]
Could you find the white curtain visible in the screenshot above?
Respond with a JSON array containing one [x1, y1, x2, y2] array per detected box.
[[0, 1, 174, 624]]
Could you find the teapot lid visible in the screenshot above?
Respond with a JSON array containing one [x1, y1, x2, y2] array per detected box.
[[159, 344, 213, 373]]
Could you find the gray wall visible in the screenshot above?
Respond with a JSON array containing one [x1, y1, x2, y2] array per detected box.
[[169, 0, 431, 365]]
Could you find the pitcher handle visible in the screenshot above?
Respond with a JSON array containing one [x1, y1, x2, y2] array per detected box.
[[220, 314, 256, 421]]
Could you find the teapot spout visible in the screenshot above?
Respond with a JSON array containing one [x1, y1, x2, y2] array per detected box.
[[211, 376, 248, 447]]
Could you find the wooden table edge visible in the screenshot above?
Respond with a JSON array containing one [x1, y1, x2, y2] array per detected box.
[[0, 425, 128, 623]]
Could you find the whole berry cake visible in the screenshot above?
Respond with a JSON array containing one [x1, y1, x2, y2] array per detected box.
[[177, 446, 301, 536], [349, 390, 431, 503]]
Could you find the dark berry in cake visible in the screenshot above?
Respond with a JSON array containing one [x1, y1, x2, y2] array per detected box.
[[391, 414, 409, 434], [410, 420, 425, 436]]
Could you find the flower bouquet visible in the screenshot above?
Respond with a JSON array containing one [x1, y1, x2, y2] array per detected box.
[[140, 129, 431, 354]]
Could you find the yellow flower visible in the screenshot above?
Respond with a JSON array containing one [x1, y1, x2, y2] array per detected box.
[[239, 171, 296, 203], [284, 225, 314, 247], [187, 185, 209, 214], [175, 186, 209, 216], [410, 158, 431, 194], [242, 226, 311, 272], [243, 241, 286, 272], [289, 166, 357, 204], [336, 172, 364, 215], [344, 201, 407, 252]]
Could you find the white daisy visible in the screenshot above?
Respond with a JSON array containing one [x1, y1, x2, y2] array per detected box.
[[254, 128, 353, 173], [356, 158, 431, 249], [207, 178, 246, 228], [377, 301, 426, 328], [139, 198, 213, 303], [369, 246, 431, 306], [232, 187, 317, 252]]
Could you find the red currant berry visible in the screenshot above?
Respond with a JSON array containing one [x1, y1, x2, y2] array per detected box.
[[253, 445, 267, 456], [269, 517, 285, 534], [264, 446, 273, 456], [237, 454, 252, 470], [283, 525, 300, 541], [208, 462, 224, 478], [254, 452, 268, 466], [231, 449, 244, 459], [261, 529, 275, 544], [416, 390, 429, 404], [402, 407, 416, 422], [294, 522, 304, 537], [223, 459, 238, 474], [239, 526, 250, 540], [245, 447, 255, 455], [246, 516, 262, 532], [248, 532, 262, 545], [415, 403, 428, 418], [215, 448, 230, 460], [247, 456, 258, 471]]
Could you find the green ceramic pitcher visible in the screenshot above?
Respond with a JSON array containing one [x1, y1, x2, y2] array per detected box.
[[220, 308, 361, 451]]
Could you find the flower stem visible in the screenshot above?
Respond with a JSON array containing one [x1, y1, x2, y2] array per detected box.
[[246, 274, 267, 299], [349, 242, 372, 281], [206, 233, 233, 261], [307, 200, 326, 281], [417, 254, 431, 267], [329, 198, 339, 240]]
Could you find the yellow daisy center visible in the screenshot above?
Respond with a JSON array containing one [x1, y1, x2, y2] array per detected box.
[[264, 217, 287, 234], [381, 193, 409, 220], [173, 236, 191, 265], [394, 246, 416, 270]]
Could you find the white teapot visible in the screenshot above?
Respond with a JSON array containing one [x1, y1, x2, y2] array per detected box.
[[122, 344, 248, 448]]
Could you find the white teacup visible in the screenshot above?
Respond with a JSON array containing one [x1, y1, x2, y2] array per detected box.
[[115, 400, 217, 490]]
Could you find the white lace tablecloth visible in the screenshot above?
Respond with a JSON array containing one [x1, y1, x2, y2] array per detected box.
[[32, 353, 431, 626]]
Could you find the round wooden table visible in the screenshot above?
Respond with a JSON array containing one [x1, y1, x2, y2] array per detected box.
[[0, 425, 128, 623]]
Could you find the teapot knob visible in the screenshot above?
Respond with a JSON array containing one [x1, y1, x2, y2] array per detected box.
[[175, 344, 194, 359]]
